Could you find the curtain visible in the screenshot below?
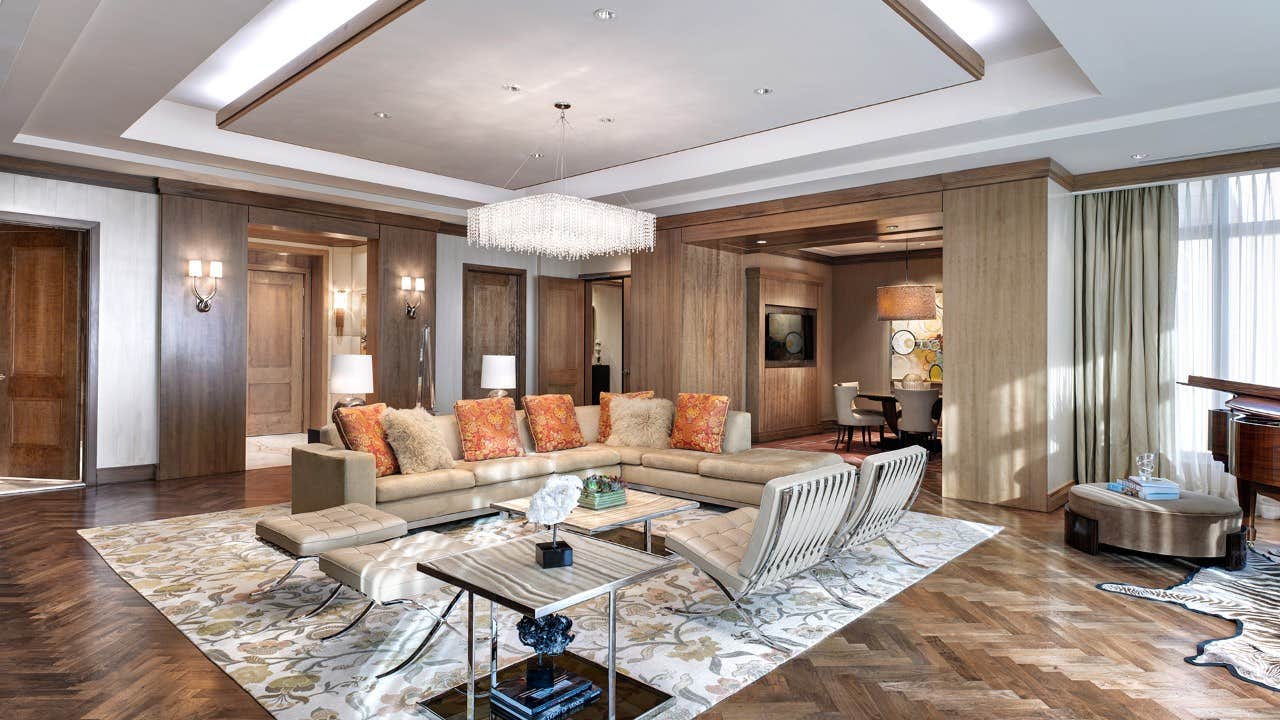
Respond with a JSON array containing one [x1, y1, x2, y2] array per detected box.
[[1074, 185, 1178, 486], [1172, 171, 1280, 505]]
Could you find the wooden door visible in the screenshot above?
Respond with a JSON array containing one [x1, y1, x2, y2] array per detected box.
[[0, 224, 82, 480], [246, 269, 306, 435], [462, 265, 525, 402], [537, 277, 586, 403], [621, 276, 631, 392]]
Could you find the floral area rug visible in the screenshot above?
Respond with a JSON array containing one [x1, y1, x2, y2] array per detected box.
[[79, 505, 999, 719], [1099, 543, 1280, 691]]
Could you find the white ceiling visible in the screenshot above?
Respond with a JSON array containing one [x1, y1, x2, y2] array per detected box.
[[0, 0, 1278, 235], [222, 0, 976, 188]]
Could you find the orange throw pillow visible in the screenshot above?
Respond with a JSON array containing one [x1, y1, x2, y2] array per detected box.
[[522, 394, 585, 452], [670, 393, 732, 453], [599, 390, 654, 442], [454, 397, 522, 461], [332, 403, 399, 477]]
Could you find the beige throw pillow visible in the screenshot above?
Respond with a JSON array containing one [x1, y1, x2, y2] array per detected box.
[[382, 407, 455, 474], [605, 397, 674, 449]]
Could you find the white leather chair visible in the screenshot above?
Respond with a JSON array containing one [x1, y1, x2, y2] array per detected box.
[[826, 446, 930, 598], [833, 382, 885, 450], [893, 388, 940, 442], [664, 463, 859, 650]]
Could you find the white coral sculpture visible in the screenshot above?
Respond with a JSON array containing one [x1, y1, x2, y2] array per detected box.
[[528, 474, 583, 544]]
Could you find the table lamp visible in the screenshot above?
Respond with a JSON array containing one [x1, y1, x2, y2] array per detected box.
[[331, 354, 373, 409], [480, 355, 517, 398]]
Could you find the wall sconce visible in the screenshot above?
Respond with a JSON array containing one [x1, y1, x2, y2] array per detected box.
[[401, 275, 426, 318], [333, 289, 350, 336], [187, 259, 222, 312]]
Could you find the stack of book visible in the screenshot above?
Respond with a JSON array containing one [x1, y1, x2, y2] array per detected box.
[[490, 667, 601, 720], [1107, 476, 1180, 500]]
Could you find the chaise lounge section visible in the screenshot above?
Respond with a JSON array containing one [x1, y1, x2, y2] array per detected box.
[[292, 404, 842, 527]]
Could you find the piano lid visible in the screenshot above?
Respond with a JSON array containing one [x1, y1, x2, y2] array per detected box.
[[1183, 375, 1280, 420]]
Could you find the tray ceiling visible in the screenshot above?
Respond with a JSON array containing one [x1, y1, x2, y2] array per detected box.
[[220, 0, 979, 188]]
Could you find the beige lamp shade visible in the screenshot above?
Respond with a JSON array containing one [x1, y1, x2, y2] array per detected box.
[[480, 354, 517, 390], [876, 284, 937, 321], [330, 354, 374, 395]]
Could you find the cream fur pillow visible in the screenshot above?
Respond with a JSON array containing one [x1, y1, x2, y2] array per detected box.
[[382, 407, 455, 473], [606, 397, 674, 448]]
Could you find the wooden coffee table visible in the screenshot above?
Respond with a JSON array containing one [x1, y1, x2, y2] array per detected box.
[[415, 532, 679, 720], [491, 489, 698, 553]]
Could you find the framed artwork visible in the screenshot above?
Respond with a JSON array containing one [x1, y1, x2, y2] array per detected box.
[[890, 292, 943, 381]]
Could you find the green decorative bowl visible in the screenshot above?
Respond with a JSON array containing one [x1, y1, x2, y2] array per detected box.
[[579, 489, 627, 510]]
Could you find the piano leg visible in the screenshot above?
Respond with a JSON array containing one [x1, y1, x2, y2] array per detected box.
[[1238, 478, 1258, 543]]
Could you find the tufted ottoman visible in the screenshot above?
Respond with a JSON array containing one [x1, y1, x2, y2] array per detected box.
[[310, 531, 472, 678], [252, 503, 408, 596], [1065, 483, 1245, 569]]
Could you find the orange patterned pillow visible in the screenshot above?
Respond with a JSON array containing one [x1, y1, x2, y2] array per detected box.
[[599, 390, 654, 442], [332, 403, 399, 477], [669, 393, 732, 453], [454, 397, 522, 461], [522, 394, 585, 452]]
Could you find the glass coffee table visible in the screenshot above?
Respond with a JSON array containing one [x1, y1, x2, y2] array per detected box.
[[491, 489, 698, 554], [414, 532, 679, 720]]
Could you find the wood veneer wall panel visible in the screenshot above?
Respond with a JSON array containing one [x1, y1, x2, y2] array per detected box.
[[374, 225, 435, 409], [679, 243, 744, 408], [627, 229, 683, 401], [941, 179, 1050, 510], [158, 195, 249, 480], [746, 268, 825, 440]]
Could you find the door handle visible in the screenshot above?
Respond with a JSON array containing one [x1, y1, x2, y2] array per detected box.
[[0, 372, 6, 380]]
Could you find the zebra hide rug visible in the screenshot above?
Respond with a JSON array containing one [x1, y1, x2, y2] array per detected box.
[[1100, 548, 1280, 691]]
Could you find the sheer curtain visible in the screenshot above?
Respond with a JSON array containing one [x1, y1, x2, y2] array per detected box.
[[1172, 170, 1280, 504]]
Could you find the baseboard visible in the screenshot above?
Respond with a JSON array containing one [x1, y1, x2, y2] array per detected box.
[[751, 424, 827, 443], [96, 463, 157, 485], [1046, 482, 1073, 511]]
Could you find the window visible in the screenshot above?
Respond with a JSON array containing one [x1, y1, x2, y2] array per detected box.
[[1173, 171, 1280, 458]]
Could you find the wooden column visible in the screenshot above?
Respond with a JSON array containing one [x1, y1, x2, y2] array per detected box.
[[373, 224, 436, 409], [158, 195, 249, 480]]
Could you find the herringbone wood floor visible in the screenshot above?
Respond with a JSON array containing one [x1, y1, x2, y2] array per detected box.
[[2, 466, 1277, 719]]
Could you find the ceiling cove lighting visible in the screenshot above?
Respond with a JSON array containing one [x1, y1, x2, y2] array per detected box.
[[921, 0, 996, 45], [876, 240, 937, 321], [467, 103, 655, 261], [200, 0, 378, 107]]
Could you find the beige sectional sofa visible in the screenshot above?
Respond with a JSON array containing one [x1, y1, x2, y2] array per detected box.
[[292, 404, 843, 528]]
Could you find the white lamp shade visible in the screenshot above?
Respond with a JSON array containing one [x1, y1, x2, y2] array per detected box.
[[400, 275, 412, 291], [330, 354, 374, 395], [414, 277, 426, 292], [208, 261, 223, 279], [333, 289, 349, 310], [480, 355, 517, 390], [187, 260, 202, 277]]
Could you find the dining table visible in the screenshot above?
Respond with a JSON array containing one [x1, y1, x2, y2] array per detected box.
[[856, 389, 943, 450]]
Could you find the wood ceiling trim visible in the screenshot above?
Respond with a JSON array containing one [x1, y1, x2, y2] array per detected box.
[[216, 0, 426, 128], [657, 158, 1072, 231], [680, 193, 943, 245], [0, 154, 158, 194], [818, 245, 944, 266], [1072, 147, 1280, 192], [882, 0, 984, 80]]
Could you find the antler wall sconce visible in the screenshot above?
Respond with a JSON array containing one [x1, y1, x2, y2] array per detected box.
[[401, 275, 425, 318], [333, 288, 350, 335], [187, 259, 222, 312]]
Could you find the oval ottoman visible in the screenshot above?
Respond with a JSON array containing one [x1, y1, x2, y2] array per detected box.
[[1065, 482, 1245, 570]]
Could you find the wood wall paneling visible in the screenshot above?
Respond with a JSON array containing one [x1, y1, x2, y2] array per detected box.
[[373, 224, 435, 409], [462, 265, 526, 402], [745, 267, 824, 440], [158, 195, 249, 480], [627, 229, 684, 401], [941, 178, 1051, 510]]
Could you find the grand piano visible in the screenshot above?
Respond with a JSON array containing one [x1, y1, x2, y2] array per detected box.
[[1188, 376, 1280, 539]]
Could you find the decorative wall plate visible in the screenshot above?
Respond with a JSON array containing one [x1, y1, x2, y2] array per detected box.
[[891, 329, 917, 355]]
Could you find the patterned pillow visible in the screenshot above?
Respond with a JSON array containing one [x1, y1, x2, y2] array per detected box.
[[332, 403, 399, 477], [669, 393, 732, 453], [598, 390, 655, 442], [522, 394, 586, 452], [454, 397, 522, 461]]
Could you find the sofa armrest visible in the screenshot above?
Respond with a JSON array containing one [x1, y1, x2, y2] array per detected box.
[[290, 443, 377, 513]]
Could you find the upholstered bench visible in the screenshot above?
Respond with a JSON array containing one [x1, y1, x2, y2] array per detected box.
[[1065, 483, 1246, 570], [252, 503, 408, 596], [309, 531, 472, 678]]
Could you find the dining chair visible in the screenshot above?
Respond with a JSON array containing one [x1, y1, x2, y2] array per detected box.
[[833, 382, 885, 450], [892, 387, 940, 443]]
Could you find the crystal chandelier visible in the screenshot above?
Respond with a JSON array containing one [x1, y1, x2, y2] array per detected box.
[[467, 103, 656, 260]]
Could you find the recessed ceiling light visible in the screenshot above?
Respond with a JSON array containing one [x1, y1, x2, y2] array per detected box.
[[502, 84, 521, 93], [598, 117, 615, 123], [593, 8, 617, 20], [754, 87, 774, 95], [886, 224, 899, 230], [373, 111, 391, 119], [755, 240, 768, 245], [1130, 153, 1150, 160], [530, 152, 544, 159]]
